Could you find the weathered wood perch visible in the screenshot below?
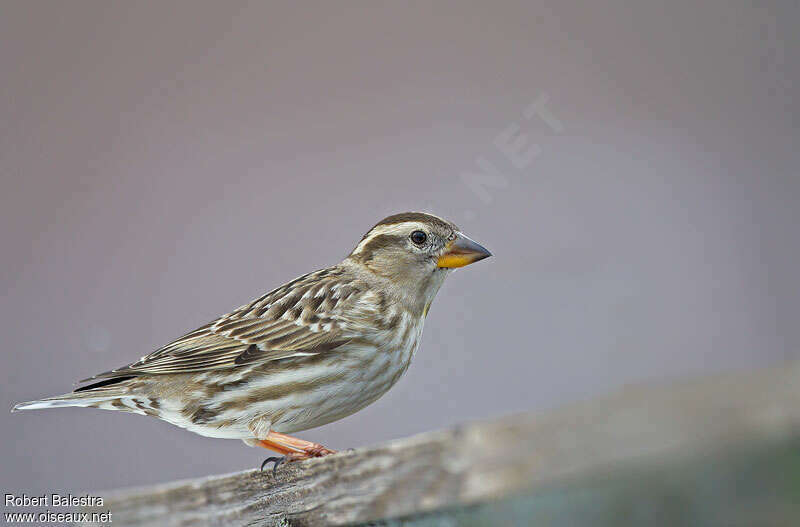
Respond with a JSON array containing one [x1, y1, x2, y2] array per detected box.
[[84, 361, 800, 526]]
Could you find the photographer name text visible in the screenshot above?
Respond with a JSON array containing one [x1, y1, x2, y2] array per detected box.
[[5, 492, 104, 507]]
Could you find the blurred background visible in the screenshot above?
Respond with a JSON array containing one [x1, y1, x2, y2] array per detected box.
[[1, 1, 797, 494]]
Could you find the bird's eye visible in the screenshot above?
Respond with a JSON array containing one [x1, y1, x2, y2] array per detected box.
[[410, 230, 427, 245]]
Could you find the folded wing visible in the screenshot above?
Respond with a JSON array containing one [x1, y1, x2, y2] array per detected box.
[[77, 268, 361, 385]]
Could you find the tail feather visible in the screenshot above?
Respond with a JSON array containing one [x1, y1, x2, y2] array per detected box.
[[12, 392, 123, 412]]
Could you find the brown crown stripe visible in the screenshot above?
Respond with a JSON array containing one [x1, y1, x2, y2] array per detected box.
[[371, 212, 453, 231], [357, 212, 455, 244]]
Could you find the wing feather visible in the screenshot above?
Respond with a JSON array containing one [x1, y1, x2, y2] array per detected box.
[[78, 268, 361, 383]]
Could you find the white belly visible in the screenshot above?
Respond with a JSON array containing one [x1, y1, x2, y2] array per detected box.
[[157, 319, 424, 439], [272, 338, 418, 433]]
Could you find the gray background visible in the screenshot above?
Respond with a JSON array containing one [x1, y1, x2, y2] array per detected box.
[[1, 1, 797, 494]]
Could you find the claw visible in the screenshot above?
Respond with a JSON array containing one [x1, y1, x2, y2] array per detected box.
[[260, 456, 285, 476]]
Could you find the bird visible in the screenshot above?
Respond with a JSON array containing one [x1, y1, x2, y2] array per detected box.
[[13, 212, 491, 464]]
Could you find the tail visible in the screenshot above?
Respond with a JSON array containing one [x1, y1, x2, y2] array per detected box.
[[12, 392, 124, 412]]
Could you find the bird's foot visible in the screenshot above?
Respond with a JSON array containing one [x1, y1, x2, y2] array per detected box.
[[255, 430, 336, 463], [260, 456, 285, 476], [258, 444, 336, 476]]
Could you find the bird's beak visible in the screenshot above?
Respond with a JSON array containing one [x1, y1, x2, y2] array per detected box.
[[437, 232, 492, 268]]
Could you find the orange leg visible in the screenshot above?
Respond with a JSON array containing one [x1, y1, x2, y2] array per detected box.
[[256, 431, 336, 461]]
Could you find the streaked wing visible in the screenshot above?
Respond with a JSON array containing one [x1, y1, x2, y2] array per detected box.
[[79, 267, 362, 382]]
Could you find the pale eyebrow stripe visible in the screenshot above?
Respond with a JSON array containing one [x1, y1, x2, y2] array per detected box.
[[352, 222, 427, 254]]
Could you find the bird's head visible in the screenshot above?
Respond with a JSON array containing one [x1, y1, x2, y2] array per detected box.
[[347, 212, 491, 300]]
